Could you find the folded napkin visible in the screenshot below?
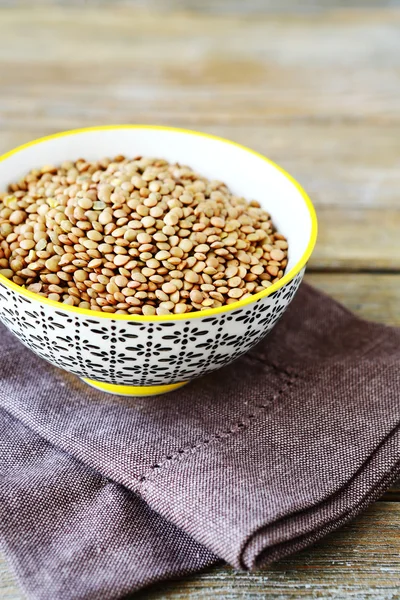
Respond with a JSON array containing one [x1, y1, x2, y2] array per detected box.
[[1, 283, 400, 600]]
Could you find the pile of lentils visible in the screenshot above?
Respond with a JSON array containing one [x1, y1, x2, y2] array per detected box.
[[0, 156, 288, 316]]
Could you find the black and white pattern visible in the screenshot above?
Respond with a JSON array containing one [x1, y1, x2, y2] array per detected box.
[[0, 271, 304, 386]]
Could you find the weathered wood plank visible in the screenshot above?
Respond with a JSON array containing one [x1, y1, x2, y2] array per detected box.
[[305, 273, 400, 326], [0, 7, 400, 128], [2, 1, 400, 12], [0, 557, 22, 600], [309, 208, 400, 272], [3, 503, 400, 600]]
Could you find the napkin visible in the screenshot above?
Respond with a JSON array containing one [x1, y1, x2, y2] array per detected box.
[[1, 284, 399, 600]]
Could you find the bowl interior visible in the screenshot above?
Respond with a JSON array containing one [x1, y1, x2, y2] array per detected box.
[[0, 127, 313, 275]]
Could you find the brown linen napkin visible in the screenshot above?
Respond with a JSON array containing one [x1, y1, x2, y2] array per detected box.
[[1, 283, 400, 600]]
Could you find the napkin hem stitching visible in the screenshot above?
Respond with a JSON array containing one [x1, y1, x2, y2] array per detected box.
[[140, 366, 300, 484]]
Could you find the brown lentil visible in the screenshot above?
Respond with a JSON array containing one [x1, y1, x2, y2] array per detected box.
[[0, 156, 288, 315]]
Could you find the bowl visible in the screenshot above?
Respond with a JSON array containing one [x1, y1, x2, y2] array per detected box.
[[0, 125, 317, 396]]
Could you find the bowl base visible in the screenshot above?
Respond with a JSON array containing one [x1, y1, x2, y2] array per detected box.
[[82, 378, 188, 397]]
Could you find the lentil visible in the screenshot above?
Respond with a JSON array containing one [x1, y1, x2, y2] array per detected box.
[[0, 156, 288, 314]]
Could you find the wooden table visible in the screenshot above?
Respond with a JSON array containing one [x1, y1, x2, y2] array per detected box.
[[1, 1, 399, 597]]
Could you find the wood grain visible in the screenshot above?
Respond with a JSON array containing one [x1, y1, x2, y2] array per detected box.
[[309, 208, 400, 271], [1, 7, 400, 129], [305, 273, 400, 326], [2, 1, 400, 12], [1, 2, 399, 599], [0, 557, 19, 600]]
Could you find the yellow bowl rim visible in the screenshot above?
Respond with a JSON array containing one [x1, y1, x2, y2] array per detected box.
[[0, 124, 318, 322]]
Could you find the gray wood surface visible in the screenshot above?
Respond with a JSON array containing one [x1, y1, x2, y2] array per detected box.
[[155, 0, 400, 9], [3, 1, 400, 10], [1, 1, 399, 598]]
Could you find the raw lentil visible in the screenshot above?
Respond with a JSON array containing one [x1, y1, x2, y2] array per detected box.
[[0, 156, 288, 314]]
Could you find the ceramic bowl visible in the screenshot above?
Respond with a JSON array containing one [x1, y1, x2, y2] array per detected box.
[[0, 126, 317, 396]]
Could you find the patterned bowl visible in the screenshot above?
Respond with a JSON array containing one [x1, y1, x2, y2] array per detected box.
[[0, 126, 317, 396]]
